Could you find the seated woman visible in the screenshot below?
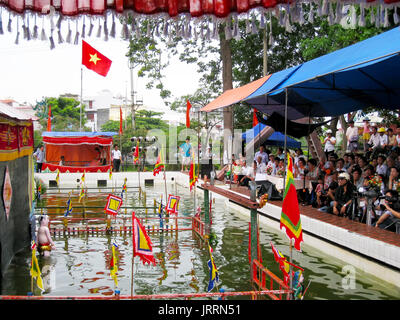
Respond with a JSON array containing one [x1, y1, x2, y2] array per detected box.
[[232, 159, 244, 184], [239, 161, 256, 187], [37, 215, 56, 257], [294, 158, 307, 179]]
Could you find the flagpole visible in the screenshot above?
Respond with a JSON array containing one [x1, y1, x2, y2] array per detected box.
[[131, 212, 135, 298], [284, 88, 294, 300], [162, 147, 168, 205], [80, 67, 83, 132]]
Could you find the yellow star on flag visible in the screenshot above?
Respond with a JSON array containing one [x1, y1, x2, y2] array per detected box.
[[89, 53, 101, 65]]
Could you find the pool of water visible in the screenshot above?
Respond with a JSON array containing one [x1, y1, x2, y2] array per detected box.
[[1, 183, 399, 299]]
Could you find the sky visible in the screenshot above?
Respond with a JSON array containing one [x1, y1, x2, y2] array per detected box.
[[0, 19, 201, 123]]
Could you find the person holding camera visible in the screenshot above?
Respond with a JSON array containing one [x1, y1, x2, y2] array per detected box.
[[374, 189, 400, 231]]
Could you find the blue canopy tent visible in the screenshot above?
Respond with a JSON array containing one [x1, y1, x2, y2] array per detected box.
[[243, 27, 400, 119], [242, 123, 301, 149]]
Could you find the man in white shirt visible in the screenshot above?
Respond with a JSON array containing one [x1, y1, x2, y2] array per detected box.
[[254, 145, 268, 164], [369, 126, 386, 158], [323, 129, 336, 159], [368, 126, 380, 149], [111, 144, 122, 172], [345, 120, 359, 152]]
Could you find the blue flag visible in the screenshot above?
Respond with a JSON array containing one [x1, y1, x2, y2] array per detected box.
[[158, 199, 164, 229], [64, 198, 72, 216], [207, 244, 219, 292]]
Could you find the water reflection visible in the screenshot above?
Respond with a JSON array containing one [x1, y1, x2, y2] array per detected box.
[[1, 184, 399, 299]]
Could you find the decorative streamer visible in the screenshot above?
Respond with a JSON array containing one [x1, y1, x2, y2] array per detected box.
[[351, 5, 357, 29], [15, 17, 19, 44], [135, 19, 141, 39], [335, 1, 342, 24], [57, 27, 64, 43], [328, 2, 334, 25], [32, 16, 38, 39], [279, 9, 284, 26], [104, 16, 109, 41], [0, 9, 3, 35], [260, 12, 265, 29], [394, 6, 399, 25], [88, 19, 94, 37], [245, 15, 251, 33], [122, 22, 129, 40], [163, 20, 169, 37], [370, 7, 375, 25], [96, 20, 102, 38], [224, 20, 232, 40], [383, 7, 389, 28], [299, 5, 305, 25], [193, 25, 198, 41], [110, 14, 116, 38], [56, 14, 62, 29], [81, 16, 86, 38], [40, 16, 47, 41], [321, 0, 328, 15], [26, 15, 31, 40], [251, 15, 258, 35], [285, 7, 292, 33], [308, 4, 314, 24], [49, 33, 55, 49], [66, 21, 72, 43], [269, 14, 274, 45], [375, 5, 380, 28], [358, 3, 365, 27], [7, 13, 12, 33], [74, 20, 80, 45], [22, 17, 27, 40], [146, 20, 151, 38], [155, 23, 160, 38]]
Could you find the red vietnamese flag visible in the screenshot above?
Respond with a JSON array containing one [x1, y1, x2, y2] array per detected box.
[[82, 40, 112, 77], [186, 100, 192, 128], [119, 106, 123, 135], [47, 105, 52, 131]]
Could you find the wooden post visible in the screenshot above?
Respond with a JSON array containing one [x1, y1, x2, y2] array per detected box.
[[204, 188, 210, 224], [250, 208, 258, 265]]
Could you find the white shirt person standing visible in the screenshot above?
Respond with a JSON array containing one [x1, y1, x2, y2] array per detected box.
[[111, 144, 122, 172], [323, 129, 336, 159]]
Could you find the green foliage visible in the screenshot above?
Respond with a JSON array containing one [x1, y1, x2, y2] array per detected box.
[[34, 96, 88, 132]]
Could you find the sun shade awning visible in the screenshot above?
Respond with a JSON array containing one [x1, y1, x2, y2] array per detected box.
[[200, 75, 271, 112], [244, 27, 400, 118]]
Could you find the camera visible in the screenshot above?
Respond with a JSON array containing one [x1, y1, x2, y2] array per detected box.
[[303, 169, 309, 175]]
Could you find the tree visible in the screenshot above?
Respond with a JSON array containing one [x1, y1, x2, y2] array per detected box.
[[34, 96, 88, 131]]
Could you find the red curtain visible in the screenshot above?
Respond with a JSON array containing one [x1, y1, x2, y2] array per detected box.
[[12, 0, 398, 17]]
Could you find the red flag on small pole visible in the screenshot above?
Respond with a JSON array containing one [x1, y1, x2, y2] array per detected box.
[[186, 100, 192, 128], [47, 105, 52, 131]]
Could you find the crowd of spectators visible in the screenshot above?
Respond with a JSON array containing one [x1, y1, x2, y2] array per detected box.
[[228, 119, 400, 233]]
